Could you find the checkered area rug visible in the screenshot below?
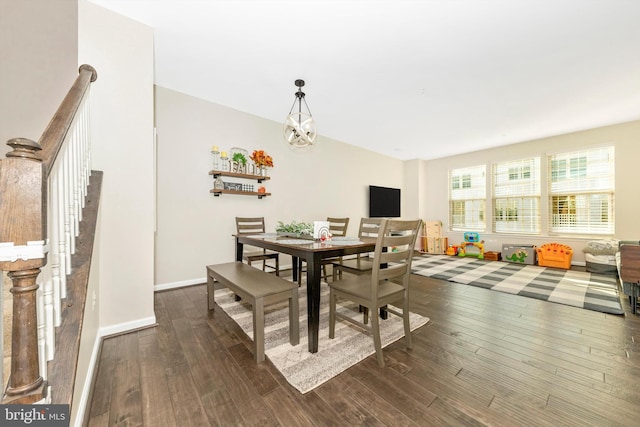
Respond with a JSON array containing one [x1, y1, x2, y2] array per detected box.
[[412, 254, 623, 314]]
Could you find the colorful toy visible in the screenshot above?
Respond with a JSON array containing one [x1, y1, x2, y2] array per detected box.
[[458, 232, 485, 259], [536, 243, 573, 269], [446, 245, 459, 256]]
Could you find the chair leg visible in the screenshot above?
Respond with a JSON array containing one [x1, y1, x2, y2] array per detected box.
[[275, 256, 280, 277], [370, 311, 384, 367], [298, 259, 303, 285], [403, 295, 413, 350], [289, 288, 299, 346], [328, 290, 336, 338]]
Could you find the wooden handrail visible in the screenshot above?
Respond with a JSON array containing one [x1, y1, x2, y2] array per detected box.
[[0, 64, 97, 404], [40, 64, 97, 178]]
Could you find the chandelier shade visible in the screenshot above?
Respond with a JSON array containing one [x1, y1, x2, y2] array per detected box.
[[284, 79, 317, 148]]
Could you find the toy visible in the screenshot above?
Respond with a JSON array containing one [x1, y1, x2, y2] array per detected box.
[[536, 243, 573, 269], [446, 245, 459, 256], [458, 232, 485, 259]]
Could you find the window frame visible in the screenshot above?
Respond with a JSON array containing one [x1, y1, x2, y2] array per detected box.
[[547, 146, 615, 236], [449, 165, 486, 231], [492, 157, 541, 235]]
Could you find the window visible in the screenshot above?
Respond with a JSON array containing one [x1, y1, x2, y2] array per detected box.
[[493, 157, 540, 234], [548, 147, 614, 235], [449, 165, 485, 231]]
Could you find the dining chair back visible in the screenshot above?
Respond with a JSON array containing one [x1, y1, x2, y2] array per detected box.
[[328, 218, 422, 367], [331, 217, 382, 280], [235, 217, 280, 275], [327, 217, 350, 238], [298, 217, 351, 284]]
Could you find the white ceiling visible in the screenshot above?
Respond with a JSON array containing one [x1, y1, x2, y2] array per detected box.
[[89, 0, 640, 160]]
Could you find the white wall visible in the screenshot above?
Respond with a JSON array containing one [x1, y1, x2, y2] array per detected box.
[[0, 0, 78, 157], [418, 120, 640, 263], [154, 86, 406, 287], [403, 159, 420, 219], [78, 0, 156, 331]]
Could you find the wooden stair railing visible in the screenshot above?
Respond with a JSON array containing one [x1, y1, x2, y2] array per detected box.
[[0, 64, 97, 404]]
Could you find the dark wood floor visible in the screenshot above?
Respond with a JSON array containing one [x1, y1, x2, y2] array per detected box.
[[87, 270, 640, 426]]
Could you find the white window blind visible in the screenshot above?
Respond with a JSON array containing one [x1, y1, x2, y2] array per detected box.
[[449, 165, 485, 231], [493, 157, 540, 234], [548, 146, 614, 235]]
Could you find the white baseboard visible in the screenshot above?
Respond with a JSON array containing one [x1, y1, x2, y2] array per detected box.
[[154, 261, 299, 293], [98, 315, 157, 338], [154, 277, 205, 292], [72, 334, 102, 427]]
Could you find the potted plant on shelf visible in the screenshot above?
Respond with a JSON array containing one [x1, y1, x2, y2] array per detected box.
[[250, 150, 274, 176], [232, 152, 247, 173]]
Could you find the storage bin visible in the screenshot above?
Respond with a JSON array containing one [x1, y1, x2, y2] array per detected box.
[[502, 244, 537, 265]]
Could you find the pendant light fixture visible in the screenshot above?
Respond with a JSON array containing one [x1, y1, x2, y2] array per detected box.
[[283, 79, 317, 148]]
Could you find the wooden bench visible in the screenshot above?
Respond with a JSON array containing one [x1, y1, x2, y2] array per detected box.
[[206, 262, 299, 362]]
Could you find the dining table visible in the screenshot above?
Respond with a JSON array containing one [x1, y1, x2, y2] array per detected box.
[[235, 233, 376, 353]]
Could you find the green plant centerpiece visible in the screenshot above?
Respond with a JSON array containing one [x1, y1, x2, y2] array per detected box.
[[276, 220, 314, 239]]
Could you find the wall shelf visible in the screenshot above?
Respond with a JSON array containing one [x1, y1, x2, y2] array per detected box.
[[209, 169, 271, 198], [209, 170, 270, 183], [210, 189, 271, 199]]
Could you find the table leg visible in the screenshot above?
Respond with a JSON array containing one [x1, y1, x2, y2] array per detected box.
[[235, 239, 243, 301], [292, 256, 299, 282], [306, 254, 322, 353], [235, 239, 243, 262]]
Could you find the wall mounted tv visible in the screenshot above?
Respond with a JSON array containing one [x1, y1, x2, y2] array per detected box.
[[369, 185, 401, 218]]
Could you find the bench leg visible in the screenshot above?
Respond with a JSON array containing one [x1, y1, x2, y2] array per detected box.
[[289, 288, 299, 346], [253, 298, 265, 363], [207, 272, 216, 311]]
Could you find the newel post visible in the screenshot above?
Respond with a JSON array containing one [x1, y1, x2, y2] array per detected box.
[[0, 137, 48, 404]]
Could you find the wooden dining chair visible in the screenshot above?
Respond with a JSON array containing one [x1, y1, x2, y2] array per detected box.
[[328, 218, 422, 367], [297, 217, 350, 284], [331, 217, 382, 281], [235, 217, 280, 276]]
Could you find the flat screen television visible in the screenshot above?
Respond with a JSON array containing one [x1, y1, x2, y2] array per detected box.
[[369, 185, 401, 218]]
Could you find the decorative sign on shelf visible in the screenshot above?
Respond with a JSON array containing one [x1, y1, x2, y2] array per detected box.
[[223, 182, 243, 191]]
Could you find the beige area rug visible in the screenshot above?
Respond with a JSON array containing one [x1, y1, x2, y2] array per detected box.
[[213, 283, 430, 394]]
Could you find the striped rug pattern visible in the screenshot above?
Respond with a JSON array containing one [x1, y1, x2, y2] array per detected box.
[[412, 254, 623, 314], [214, 283, 430, 393]]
